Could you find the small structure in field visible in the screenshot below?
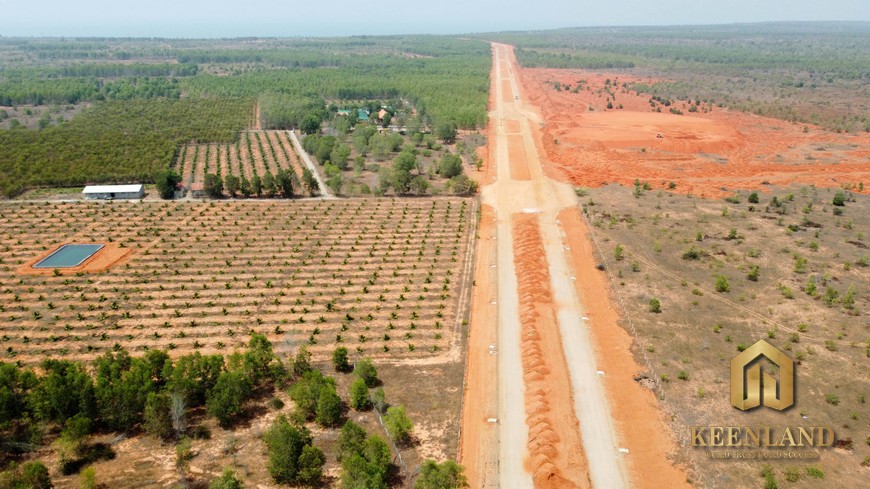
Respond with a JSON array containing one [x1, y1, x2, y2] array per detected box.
[[82, 184, 144, 200]]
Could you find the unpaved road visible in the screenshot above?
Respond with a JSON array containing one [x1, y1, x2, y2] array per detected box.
[[287, 130, 334, 198], [466, 43, 630, 488]]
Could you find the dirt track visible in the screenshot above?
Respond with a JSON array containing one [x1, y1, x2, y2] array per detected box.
[[462, 43, 661, 489]]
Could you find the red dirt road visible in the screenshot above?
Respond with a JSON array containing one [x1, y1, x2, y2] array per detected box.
[[513, 214, 590, 489], [558, 208, 690, 489], [460, 43, 693, 489]]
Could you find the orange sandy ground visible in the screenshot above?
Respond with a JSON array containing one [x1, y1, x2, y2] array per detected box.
[[458, 204, 498, 487], [16, 242, 132, 276], [508, 134, 531, 181], [522, 68, 870, 197], [513, 214, 591, 489], [558, 208, 691, 489]]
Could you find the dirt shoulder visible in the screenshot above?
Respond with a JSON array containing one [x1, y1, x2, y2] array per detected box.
[[558, 207, 691, 489]]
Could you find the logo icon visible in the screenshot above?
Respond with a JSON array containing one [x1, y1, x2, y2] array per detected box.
[[731, 339, 794, 411]]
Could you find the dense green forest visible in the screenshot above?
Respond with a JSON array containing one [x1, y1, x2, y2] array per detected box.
[[489, 22, 870, 132], [0, 98, 251, 196], [0, 36, 490, 197]]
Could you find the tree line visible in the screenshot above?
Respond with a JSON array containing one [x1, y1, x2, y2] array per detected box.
[[0, 334, 467, 488]]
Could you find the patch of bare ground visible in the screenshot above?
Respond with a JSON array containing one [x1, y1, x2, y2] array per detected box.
[[520, 68, 870, 198], [580, 184, 869, 488]]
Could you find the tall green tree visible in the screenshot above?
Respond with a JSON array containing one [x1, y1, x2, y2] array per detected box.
[[275, 169, 294, 198], [204, 173, 224, 198], [264, 415, 324, 485], [154, 169, 181, 199], [30, 360, 96, 424], [384, 405, 413, 444], [301, 168, 319, 196], [438, 153, 463, 178], [315, 385, 342, 427], [143, 392, 174, 440], [355, 358, 379, 388], [435, 121, 457, 144], [224, 174, 240, 197], [206, 371, 253, 427]]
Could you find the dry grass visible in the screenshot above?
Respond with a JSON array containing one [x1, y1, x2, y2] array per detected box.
[[583, 184, 869, 488]]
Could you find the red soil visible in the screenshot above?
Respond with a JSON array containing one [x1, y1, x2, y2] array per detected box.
[[513, 213, 591, 489], [521, 69, 870, 197], [509, 134, 531, 180], [458, 204, 498, 487], [558, 208, 691, 489]]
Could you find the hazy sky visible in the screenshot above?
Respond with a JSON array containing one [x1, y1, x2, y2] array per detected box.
[[2, 0, 868, 37]]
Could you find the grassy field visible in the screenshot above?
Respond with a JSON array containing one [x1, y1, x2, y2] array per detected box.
[[580, 184, 869, 488]]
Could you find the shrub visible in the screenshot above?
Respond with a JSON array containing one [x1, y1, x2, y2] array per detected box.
[[784, 467, 800, 482], [715, 275, 730, 293], [332, 347, 351, 372], [747, 265, 760, 282], [648, 298, 661, 313], [384, 405, 413, 444], [678, 370, 689, 381], [79, 466, 97, 489], [614, 244, 624, 261], [832, 191, 845, 206], [748, 192, 759, 204], [414, 460, 468, 489], [682, 247, 704, 260], [825, 394, 839, 405], [0, 461, 54, 489], [210, 468, 244, 489], [805, 466, 824, 479]]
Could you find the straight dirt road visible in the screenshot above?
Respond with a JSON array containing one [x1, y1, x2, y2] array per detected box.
[[461, 43, 630, 488]]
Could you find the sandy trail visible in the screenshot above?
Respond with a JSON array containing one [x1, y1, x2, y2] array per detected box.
[[287, 130, 334, 199]]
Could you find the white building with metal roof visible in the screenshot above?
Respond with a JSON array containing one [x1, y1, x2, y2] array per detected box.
[[82, 184, 145, 200]]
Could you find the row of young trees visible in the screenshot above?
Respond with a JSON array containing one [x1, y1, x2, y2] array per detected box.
[[203, 168, 313, 199]]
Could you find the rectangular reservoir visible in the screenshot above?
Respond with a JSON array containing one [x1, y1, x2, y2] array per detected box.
[[33, 244, 104, 268]]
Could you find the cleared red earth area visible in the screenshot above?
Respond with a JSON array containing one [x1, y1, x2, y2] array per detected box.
[[521, 69, 870, 197]]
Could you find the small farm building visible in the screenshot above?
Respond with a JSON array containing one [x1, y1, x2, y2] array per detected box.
[[82, 184, 144, 200]]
